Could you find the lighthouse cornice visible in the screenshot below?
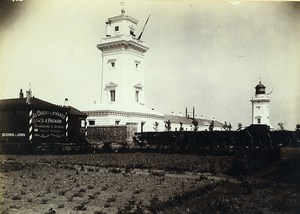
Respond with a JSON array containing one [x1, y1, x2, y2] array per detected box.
[[250, 97, 270, 103], [108, 14, 138, 25], [251, 95, 270, 101], [97, 35, 149, 53]]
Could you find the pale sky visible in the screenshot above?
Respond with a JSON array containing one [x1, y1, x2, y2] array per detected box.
[[0, 0, 299, 130]]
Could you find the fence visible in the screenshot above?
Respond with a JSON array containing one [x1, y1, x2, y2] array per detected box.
[[133, 128, 300, 155]]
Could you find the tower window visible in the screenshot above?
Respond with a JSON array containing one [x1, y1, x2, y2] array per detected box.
[[115, 120, 120, 125], [110, 90, 116, 102], [130, 30, 135, 36], [135, 61, 140, 69], [115, 26, 119, 31], [135, 91, 139, 102], [134, 83, 143, 103], [105, 82, 117, 103], [108, 59, 116, 69], [257, 118, 261, 124]]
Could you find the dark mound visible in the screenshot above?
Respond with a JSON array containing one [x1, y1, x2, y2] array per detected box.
[[265, 153, 300, 185]]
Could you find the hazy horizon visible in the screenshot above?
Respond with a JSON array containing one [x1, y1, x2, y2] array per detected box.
[[0, 0, 299, 130]]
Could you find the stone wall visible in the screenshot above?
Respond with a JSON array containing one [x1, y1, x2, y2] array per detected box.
[[87, 126, 128, 146]]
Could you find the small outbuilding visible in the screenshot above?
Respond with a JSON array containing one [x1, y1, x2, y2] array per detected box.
[[0, 89, 87, 153]]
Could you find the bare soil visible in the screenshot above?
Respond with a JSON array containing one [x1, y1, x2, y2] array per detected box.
[[0, 149, 299, 213]]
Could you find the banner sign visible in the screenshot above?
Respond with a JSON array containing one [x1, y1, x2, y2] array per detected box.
[[32, 110, 66, 139]]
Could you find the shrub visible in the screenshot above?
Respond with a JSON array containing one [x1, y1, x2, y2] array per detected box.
[[149, 169, 165, 176], [109, 168, 122, 174], [148, 195, 163, 212], [44, 208, 56, 214], [9, 204, 19, 209], [57, 204, 65, 208], [73, 191, 84, 198], [41, 198, 48, 204], [133, 188, 143, 194], [87, 185, 94, 190], [106, 195, 117, 203], [79, 188, 87, 193], [94, 211, 105, 214], [58, 190, 66, 196], [117, 197, 146, 214], [74, 204, 87, 211], [88, 194, 96, 200], [11, 195, 21, 200]]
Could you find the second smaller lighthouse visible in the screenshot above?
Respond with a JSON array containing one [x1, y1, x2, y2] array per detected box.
[[250, 81, 271, 127]]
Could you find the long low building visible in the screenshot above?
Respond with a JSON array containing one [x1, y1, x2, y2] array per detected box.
[[84, 109, 223, 133], [164, 114, 223, 132]]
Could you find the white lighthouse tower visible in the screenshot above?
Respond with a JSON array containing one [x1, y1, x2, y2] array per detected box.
[[83, 9, 164, 132], [250, 81, 271, 127], [98, 10, 148, 109]]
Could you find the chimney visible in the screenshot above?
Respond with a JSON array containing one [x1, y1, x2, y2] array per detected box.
[[185, 107, 188, 118], [106, 21, 111, 37], [19, 89, 24, 98], [64, 98, 69, 106], [193, 107, 195, 119]]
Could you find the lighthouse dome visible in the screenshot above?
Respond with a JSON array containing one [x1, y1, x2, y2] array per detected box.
[[255, 81, 266, 95]]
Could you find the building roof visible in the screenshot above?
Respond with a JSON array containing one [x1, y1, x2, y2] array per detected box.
[[164, 114, 223, 128], [164, 114, 193, 125], [255, 81, 266, 95], [82, 103, 164, 117], [0, 97, 87, 117], [0, 97, 62, 110], [67, 106, 87, 117], [195, 118, 223, 128], [255, 81, 266, 89]]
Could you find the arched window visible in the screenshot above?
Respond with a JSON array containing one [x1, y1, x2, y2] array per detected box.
[[105, 82, 118, 103], [110, 90, 116, 102], [135, 91, 139, 102], [134, 83, 143, 103]]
